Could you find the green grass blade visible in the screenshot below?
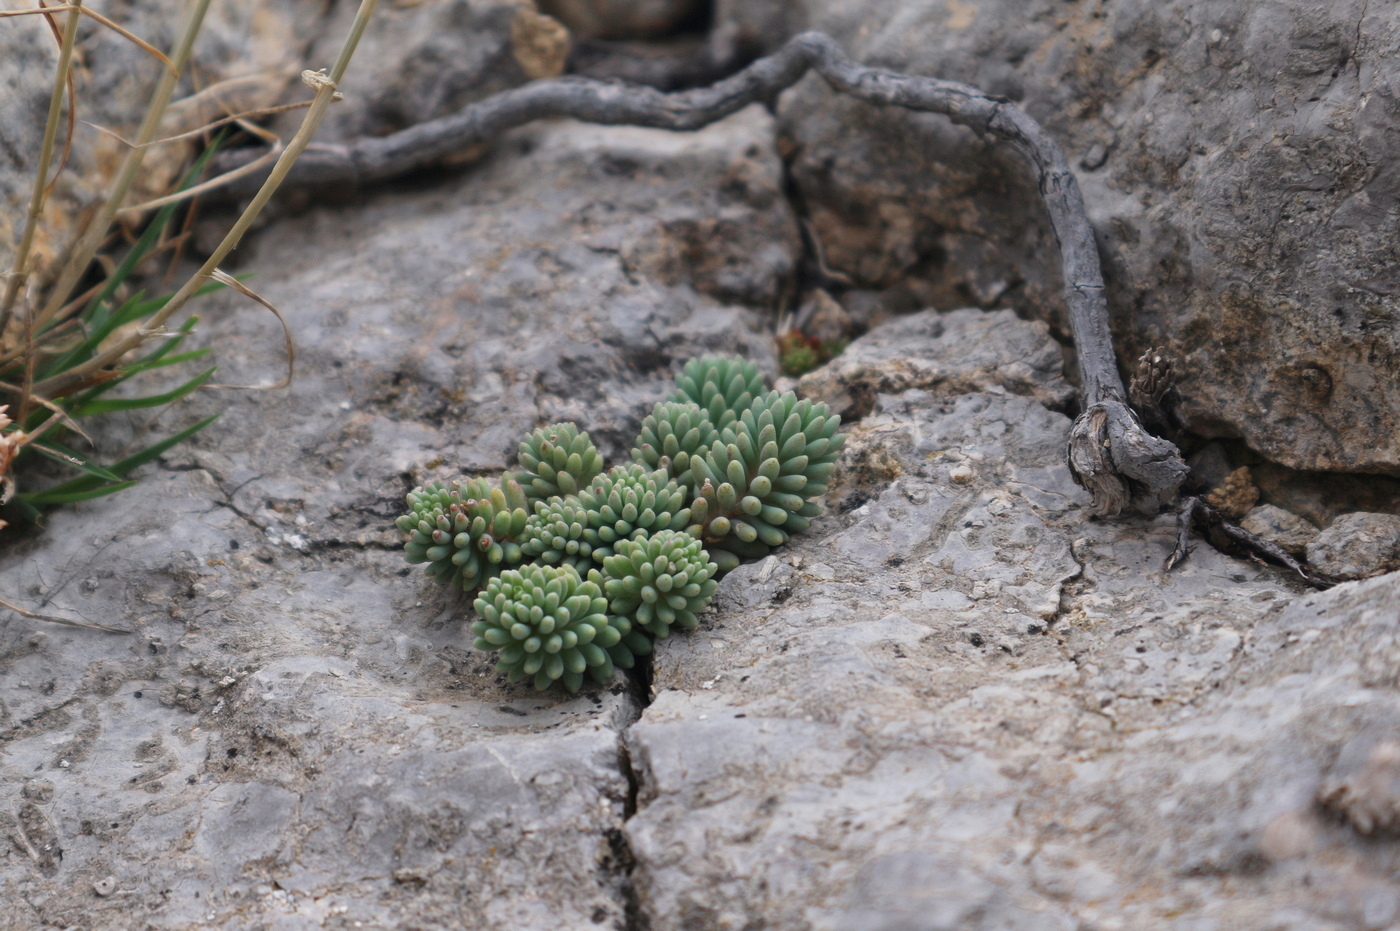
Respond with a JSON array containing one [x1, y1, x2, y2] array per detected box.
[[83, 134, 226, 326], [69, 365, 215, 416], [107, 413, 219, 475], [29, 440, 125, 483], [64, 318, 204, 409], [122, 347, 212, 375], [21, 413, 219, 503], [23, 481, 140, 506]]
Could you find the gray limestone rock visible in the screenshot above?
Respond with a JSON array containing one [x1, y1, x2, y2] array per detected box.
[[540, 0, 699, 40], [0, 106, 794, 928], [4, 15, 1398, 927], [749, 0, 1400, 478], [1307, 512, 1400, 580], [796, 307, 1076, 415], [1242, 503, 1319, 558], [625, 314, 1400, 928], [293, 0, 570, 143]]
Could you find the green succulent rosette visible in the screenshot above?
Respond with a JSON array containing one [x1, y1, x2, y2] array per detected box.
[[600, 530, 719, 638], [630, 400, 720, 490], [688, 390, 845, 570], [668, 355, 766, 431], [519, 495, 595, 574], [396, 477, 530, 590], [511, 422, 605, 504], [472, 564, 623, 692], [575, 463, 692, 562]]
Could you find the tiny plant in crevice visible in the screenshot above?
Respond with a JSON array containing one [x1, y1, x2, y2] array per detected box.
[[395, 355, 846, 692], [777, 329, 848, 378]]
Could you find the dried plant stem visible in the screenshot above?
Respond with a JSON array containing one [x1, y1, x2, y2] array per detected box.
[[0, 594, 132, 634], [32, 0, 380, 401], [214, 30, 1187, 514], [0, 0, 83, 327], [34, 0, 215, 333]]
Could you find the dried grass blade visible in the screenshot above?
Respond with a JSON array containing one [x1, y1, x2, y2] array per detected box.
[[34, 0, 214, 331], [204, 269, 295, 389], [84, 99, 324, 151], [116, 140, 281, 216], [36, 0, 77, 197], [0, 403, 90, 447], [77, 6, 175, 75], [1, 0, 83, 323], [0, 595, 133, 634], [0, 5, 74, 16]]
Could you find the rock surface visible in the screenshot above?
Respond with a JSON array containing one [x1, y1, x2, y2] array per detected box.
[[540, 0, 699, 41], [753, 0, 1400, 478], [294, 0, 569, 143], [1307, 512, 1400, 580], [796, 307, 1075, 415], [1241, 503, 1319, 558], [0, 107, 793, 929], [3, 23, 1399, 931], [631, 364, 1400, 928]]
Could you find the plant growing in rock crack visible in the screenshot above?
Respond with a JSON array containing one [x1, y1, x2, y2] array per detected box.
[[396, 355, 846, 691]]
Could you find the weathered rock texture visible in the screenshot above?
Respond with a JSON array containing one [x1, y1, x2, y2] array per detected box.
[[1307, 512, 1400, 580], [1241, 503, 1318, 557], [294, 0, 570, 143], [540, 0, 698, 41], [754, 0, 1400, 478], [632, 324, 1400, 929], [3, 20, 1398, 931], [0, 107, 794, 928]]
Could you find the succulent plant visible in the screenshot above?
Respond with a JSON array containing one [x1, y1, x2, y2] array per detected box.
[[511, 422, 605, 504], [520, 495, 595, 573], [472, 563, 623, 692], [601, 530, 719, 638], [631, 400, 720, 491], [395, 477, 530, 590], [688, 390, 844, 569], [396, 354, 843, 692], [669, 355, 766, 431], [574, 463, 693, 562]]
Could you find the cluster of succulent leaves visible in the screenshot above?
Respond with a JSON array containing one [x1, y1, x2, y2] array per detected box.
[[395, 355, 844, 692]]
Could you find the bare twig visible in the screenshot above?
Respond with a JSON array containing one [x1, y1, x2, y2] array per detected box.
[[1166, 495, 1336, 589], [209, 31, 1187, 514]]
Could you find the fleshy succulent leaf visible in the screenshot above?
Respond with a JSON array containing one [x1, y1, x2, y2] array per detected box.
[[631, 400, 720, 490], [687, 391, 844, 566], [668, 355, 766, 431], [600, 530, 718, 638], [575, 463, 692, 562], [471, 564, 622, 692], [395, 476, 530, 591], [520, 495, 596, 573], [511, 422, 605, 504]]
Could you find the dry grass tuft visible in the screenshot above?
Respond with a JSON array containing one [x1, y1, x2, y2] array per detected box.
[[1, 0, 379, 626]]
